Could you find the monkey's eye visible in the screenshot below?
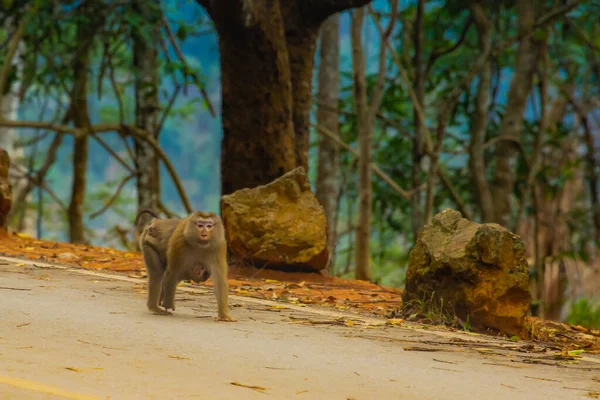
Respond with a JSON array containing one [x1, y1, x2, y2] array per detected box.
[[206, 223, 214, 229]]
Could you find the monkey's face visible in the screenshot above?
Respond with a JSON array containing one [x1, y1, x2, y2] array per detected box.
[[196, 218, 216, 244]]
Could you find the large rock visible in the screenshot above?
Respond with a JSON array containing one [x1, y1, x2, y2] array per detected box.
[[221, 167, 328, 272], [403, 208, 531, 336], [0, 149, 12, 229]]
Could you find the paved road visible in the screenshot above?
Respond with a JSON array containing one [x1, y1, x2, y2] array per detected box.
[[1, 257, 599, 400]]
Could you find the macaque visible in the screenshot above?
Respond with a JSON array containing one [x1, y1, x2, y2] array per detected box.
[[135, 209, 235, 321]]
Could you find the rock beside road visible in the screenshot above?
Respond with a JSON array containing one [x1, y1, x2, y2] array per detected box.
[[0, 149, 12, 229], [221, 167, 328, 272], [403, 208, 531, 336]]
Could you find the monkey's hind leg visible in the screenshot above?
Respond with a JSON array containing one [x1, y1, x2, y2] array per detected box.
[[160, 268, 180, 312], [142, 245, 171, 316]]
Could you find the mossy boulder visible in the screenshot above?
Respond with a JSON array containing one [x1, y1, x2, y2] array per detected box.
[[220, 167, 328, 272], [403, 208, 531, 336], [0, 149, 12, 229]]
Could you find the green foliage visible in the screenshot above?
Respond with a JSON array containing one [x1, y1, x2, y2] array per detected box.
[[567, 298, 600, 330]]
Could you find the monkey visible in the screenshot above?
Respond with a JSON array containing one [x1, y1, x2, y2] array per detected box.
[[136, 209, 209, 284], [135, 209, 235, 322], [160, 211, 235, 322]]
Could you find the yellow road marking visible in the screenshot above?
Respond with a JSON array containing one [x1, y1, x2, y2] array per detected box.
[[0, 374, 103, 400]]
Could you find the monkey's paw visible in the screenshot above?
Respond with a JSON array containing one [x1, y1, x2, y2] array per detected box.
[[215, 315, 237, 322], [150, 307, 172, 316], [161, 300, 175, 311]]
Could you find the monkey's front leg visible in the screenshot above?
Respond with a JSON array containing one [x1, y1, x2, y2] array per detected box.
[[210, 257, 237, 322], [161, 269, 179, 312]]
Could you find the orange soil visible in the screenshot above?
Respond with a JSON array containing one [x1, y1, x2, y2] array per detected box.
[[0, 231, 402, 318]]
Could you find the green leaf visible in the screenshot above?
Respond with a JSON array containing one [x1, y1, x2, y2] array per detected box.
[[176, 25, 188, 41]]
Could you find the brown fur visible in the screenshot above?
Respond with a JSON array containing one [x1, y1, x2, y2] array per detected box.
[[136, 210, 234, 321]]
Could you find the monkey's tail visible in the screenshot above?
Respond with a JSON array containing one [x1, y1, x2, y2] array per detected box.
[[134, 208, 160, 228]]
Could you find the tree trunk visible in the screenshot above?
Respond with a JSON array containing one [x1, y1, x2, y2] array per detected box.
[[0, 17, 35, 236], [410, 0, 425, 238], [68, 4, 104, 244], [315, 14, 341, 272], [491, 0, 541, 227], [212, 2, 297, 195], [469, 3, 495, 223], [132, 0, 160, 243], [351, 6, 372, 282], [581, 111, 600, 247], [281, 3, 320, 171], [198, 0, 372, 196]]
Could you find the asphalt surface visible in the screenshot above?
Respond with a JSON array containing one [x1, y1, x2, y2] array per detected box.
[[1, 256, 599, 399]]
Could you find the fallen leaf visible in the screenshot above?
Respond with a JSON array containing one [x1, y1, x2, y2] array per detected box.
[[269, 305, 289, 310], [264, 279, 279, 283], [65, 367, 83, 372], [15, 263, 26, 267], [344, 320, 354, 327], [296, 390, 308, 395], [404, 346, 441, 352], [230, 381, 269, 392], [385, 319, 404, 326], [168, 355, 191, 360], [567, 349, 584, 356]]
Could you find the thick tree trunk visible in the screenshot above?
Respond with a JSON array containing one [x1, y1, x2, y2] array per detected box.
[[351, 6, 372, 282], [212, 2, 297, 195], [200, 0, 371, 195], [281, 3, 320, 171], [132, 0, 160, 242], [410, 0, 425, 238], [315, 14, 341, 272], [491, 0, 540, 227], [68, 5, 103, 244], [469, 3, 495, 223]]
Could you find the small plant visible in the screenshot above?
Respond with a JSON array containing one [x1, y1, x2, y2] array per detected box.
[[398, 291, 464, 329], [567, 298, 600, 329], [461, 315, 472, 332], [509, 335, 520, 342]]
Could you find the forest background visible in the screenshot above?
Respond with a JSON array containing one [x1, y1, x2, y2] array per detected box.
[[1, 0, 599, 327]]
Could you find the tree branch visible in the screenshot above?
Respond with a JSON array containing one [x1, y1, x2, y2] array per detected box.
[[311, 122, 416, 200], [426, 16, 472, 75], [194, 0, 213, 16], [368, 0, 398, 122], [156, 84, 181, 137], [0, 118, 194, 214], [161, 13, 216, 118], [437, 167, 472, 220], [10, 164, 68, 212], [0, 11, 31, 96], [91, 133, 135, 174], [121, 125, 193, 214], [302, 0, 374, 24], [89, 173, 138, 219], [158, 199, 180, 219]]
